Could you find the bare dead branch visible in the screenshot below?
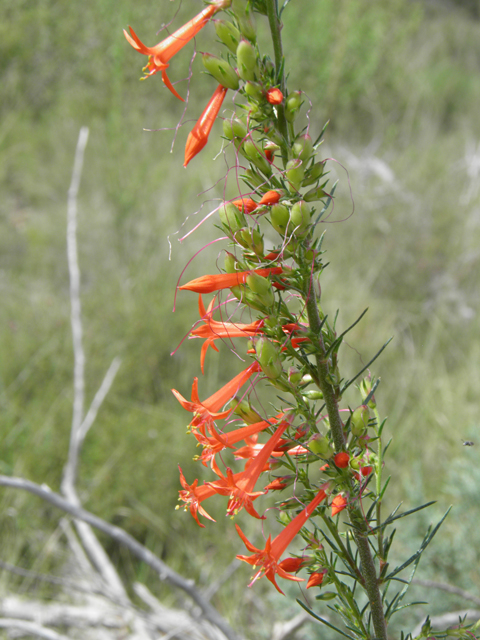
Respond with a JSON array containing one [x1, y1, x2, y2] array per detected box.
[[411, 578, 480, 607], [0, 475, 240, 640], [0, 618, 70, 640]]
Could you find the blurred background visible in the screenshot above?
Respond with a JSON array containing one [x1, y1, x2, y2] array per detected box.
[[1, 0, 480, 637]]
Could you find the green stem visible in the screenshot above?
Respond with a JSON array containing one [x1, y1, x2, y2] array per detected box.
[[304, 272, 388, 640], [265, 0, 289, 151]]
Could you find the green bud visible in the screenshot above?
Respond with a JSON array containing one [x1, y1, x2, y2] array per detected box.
[[285, 91, 303, 122], [245, 286, 275, 310], [304, 186, 327, 202], [309, 435, 333, 457], [224, 251, 237, 274], [256, 337, 283, 379], [237, 40, 258, 82], [270, 203, 290, 235], [232, 397, 262, 424], [214, 19, 241, 54], [351, 405, 370, 436], [302, 389, 324, 400], [359, 378, 376, 409], [286, 159, 305, 193], [202, 53, 239, 90], [288, 367, 303, 386], [290, 200, 311, 236], [302, 160, 326, 186], [292, 134, 313, 162], [223, 117, 247, 141], [243, 140, 272, 175], [243, 168, 264, 188], [246, 272, 271, 295], [219, 202, 246, 234], [244, 81, 264, 102], [236, 227, 264, 256]]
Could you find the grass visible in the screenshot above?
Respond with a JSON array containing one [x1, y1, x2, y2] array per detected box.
[[1, 0, 480, 636]]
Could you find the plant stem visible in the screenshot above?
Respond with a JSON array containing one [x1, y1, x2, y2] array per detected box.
[[265, 0, 289, 151], [304, 273, 388, 640]]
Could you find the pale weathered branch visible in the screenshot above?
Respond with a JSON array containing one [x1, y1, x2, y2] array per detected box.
[[0, 618, 70, 640], [0, 475, 240, 640], [412, 578, 480, 607]]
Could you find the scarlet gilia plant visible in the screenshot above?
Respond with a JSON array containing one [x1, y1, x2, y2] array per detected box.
[[126, 2, 475, 639]]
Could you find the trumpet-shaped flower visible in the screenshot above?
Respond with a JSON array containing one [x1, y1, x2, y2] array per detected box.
[[124, 2, 226, 100], [179, 267, 283, 294], [236, 484, 329, 593], [207, 420, 290, 518], [184, 84, 228, 166], [191, 295, 264, 372], [172, 362, 259, 433]]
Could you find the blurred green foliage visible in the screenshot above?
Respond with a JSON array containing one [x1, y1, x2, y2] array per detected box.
[[1, 0, 480, 636]]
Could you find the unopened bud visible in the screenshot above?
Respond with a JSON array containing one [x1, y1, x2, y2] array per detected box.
[[224, 251, 237, 273], [309, 435, 333, 457], [222, 117, 247, 140], [292, 134, 313, 162], [304, 185, 327, 202], [202, 53, 239, 90], [359, 378, 377, 409], [243, 168, 264, 188], [290, 200, 311, 237], [351, 405, 370, 436], [243, 139, 272, 175], [214, 19, 241, 54], [286, 159, 305, 193], [270, 203, 290, 235], [219, 202, 246, 234], [285, 91, 303, 122], [302, 160, 326, 186], [256, 337, 283, 379], [232, 397, 262, 423], [236, 227, 264, 256], [288, 367, 303, 386], [237, 40, 258, 82], [244, 81, 263, 101], [246, 272, 271, 295], [302, 389, 324, 400]]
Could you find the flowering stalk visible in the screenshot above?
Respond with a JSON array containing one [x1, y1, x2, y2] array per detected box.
[[125, 1, 467, 639]]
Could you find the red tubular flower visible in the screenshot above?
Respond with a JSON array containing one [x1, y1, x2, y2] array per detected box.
[[191, 296, 264, 373], [278, 557, 308, 573], [334, 452, 350, 468], [178, 466, 218, 527], [258, 190, 282, 206], [307, 571, 326, 589], [179, 266, 283, 293], [208, 420, 290, 518], [331, 494, 348, 516], [266, 88, 284, 104], [124, 3, 222, 100], [235, 484, 329, 593], [171, 362, 259, 432], [184, 84, 228, 166], [231, 198, 258, 214]]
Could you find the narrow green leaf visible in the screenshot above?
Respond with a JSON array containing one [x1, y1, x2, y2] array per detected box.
[[296, 600, 356, 640]]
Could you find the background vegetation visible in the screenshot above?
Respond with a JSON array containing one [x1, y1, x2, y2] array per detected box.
[[1, 0, 480, 637]]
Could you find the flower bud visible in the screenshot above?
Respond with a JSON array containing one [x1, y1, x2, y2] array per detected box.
[[334, 452, 350, 468], [244, 81, 263, 102], [292, 134, 313, 162], [301, 389, 324, 400], [309, 434, 332, 457], [224, 251, 238, 273], [270, 203, 290, 234], [243, 168, 264, 188], [290, 200, 311, 237], [285, 91, 303, 122], [244, 286, 274, 310], [243, 140, 272, 175], [266, 87, 284, 105], [219, 202, 246, 234], [232, 397, 262, 423], [235, 227, 264, 256], [246, 272, 271, 295], [222, 117, 247, 140], [286, 159, 305, 193], [302, 160, 326, 186], [214, 19, 241, 54], [304, 185, 327, 202], [288, 367, 303, 386], [202, 53, 239, 90], [359, 378, 376, 409], [236, 40, 258, 82], [351, 405, 370, 436], [256, 337, 283, 379]]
